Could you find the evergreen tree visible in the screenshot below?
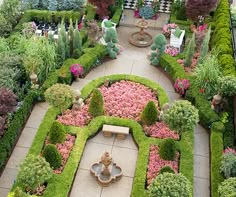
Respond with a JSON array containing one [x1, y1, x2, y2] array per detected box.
[[62, 0, 73, 10], [57, 34, 66, 63], [68, 19, 74, 56], [159, 138, 176, 160], [88, 89, 104, 117], [198, 27, 211, 65], [186, 0, 218, 22], [73, 0, 85, 10], [40, 0, 48, 9], [184, 33, 196, 67], [57, 0, 63, 10], [140, 101, 158, 125], [48, 0, 58, 11], [73, 22, 82, 58], [42, 144, 62, 169]]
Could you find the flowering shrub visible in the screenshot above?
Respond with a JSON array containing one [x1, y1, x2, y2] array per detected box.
[[224, 148, 236, 155], [165, 45, 179, 57], [177, 52, 200, 72], [220, 152, 236, 178], [147, 145, 179, 185], [70, 64, 84, 77], [174, 78, 190, 96], [162, 23, 178, 38], [22, 22, 36, 38], [143, 122, 179, 139], [45, 134, 76, 174]]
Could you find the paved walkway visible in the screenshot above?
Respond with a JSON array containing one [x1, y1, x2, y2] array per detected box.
[[0, 103, 49, 197], [0, 13, 210, 197]]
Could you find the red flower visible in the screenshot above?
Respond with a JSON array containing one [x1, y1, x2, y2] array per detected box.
[[199, 88, 205, 93]]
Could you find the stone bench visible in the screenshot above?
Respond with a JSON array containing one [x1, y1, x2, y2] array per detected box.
[[102, 124, 129, 140]]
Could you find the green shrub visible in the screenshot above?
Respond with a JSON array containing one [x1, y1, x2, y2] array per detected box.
[[159, 138, 176, 161], [148, 173, 192, 197], [220, 152, 236, 178], [163, 100, 199, 133], [48, 121, 66, 144], [111, 7, 123, 25], [159, 166, 175, 175], [44, 83, 75, 112], [42, 144, 62, 169], [219, 76, 236, 96], [218, 55, 236, 76], [140, 101, 158, 125], [150, 34, 167, 66], [218, 178, 236, 197], [17, 154, 52, 191], [88, 89, 104, 117]]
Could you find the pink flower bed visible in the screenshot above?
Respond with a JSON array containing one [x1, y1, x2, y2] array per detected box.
[[177, 52, 200, 73], [45, 134, 76, 174], [143, 122, 179, 140], [57, 105, 91, 127], [147, 145, 179, 185], [99, 80, 158, 121], [57, 80, 158, 127]]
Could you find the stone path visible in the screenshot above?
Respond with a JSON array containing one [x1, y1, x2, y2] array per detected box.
[[0, 13, 210, 197], [0, 102, 49, 197]]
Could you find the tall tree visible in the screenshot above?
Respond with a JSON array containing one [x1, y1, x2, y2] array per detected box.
[[186, 0, 218, 22], [88, 0, 115, 19]]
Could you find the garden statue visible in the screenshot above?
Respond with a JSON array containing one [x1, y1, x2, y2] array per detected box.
[[72, 90, 84, 110], [211, 94, 222, 113], [129, 17, 153, 47], [90, 152, 122, 187]]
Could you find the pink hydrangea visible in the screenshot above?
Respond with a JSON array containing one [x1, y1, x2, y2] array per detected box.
[[143, 122, 179, 139], [165, 45, 179, 57], [147, 145, 179, 185], [162, 23, 178, 38]]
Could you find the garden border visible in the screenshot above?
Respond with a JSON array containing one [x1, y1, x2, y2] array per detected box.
[[11, 74, 193, 197]]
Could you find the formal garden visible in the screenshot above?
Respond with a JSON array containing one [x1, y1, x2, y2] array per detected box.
[[0, 0, 236, 196]]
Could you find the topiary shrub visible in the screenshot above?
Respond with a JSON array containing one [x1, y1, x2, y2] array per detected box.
[[159, 138, 176, 160], [163, 100, 199, 133], [48, 121, 66, 144], [104, 28, 119, 59], [44, 83, 75, 112], [220, 152, 236, 178], [148, 173, 192, 197], [140, 101, 158, 125], [150, 34, 167, 66], [17, 154, 52, 192], [159, 166, 175, 175], [218, 177, 236, 197], [88, 88, 104, 117], [42, 144, 62, 170], [139, 6, 154, 19]]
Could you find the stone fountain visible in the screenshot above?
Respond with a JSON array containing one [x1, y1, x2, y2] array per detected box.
[[129, 17, 153, 47], [90, 152, 122, 187]]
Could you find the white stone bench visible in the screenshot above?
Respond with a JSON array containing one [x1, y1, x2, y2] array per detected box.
[[102, 124, 129, 140]]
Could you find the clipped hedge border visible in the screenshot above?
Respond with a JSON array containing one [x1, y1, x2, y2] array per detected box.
[[12, 75, 193, 197], [0, 91, 37, 171], [210, 122, 224, 197], [111, 6, 123, 25], [41, 44, 107, 93], [14, 10, 82, 32], [211, 0, 236, 76]]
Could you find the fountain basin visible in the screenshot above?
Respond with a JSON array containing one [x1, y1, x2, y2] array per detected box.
[[90, 161, 122, 187]]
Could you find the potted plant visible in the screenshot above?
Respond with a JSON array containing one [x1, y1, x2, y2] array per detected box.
[[70, 64, 84, 82]]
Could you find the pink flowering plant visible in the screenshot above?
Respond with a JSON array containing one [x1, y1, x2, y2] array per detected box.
[[143, 122, 179, 139], [162, 23, 178, 38], [70, 64, 84, 78], [147, 145, 179, 185], [165, 45, 179, 57], [174, 78, 190, 96]]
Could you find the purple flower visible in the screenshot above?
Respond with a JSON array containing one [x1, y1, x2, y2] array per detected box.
[[70, 64, 84, 77]]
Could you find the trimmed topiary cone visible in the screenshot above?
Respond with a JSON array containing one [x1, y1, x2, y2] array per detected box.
[[158, 166, 175, 175], [159, 138, 176, 161], [140, 101, 158, 125], [42, 144, 62, 169], [88, 89, 104, 117], [49, 121, 66, 144]]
